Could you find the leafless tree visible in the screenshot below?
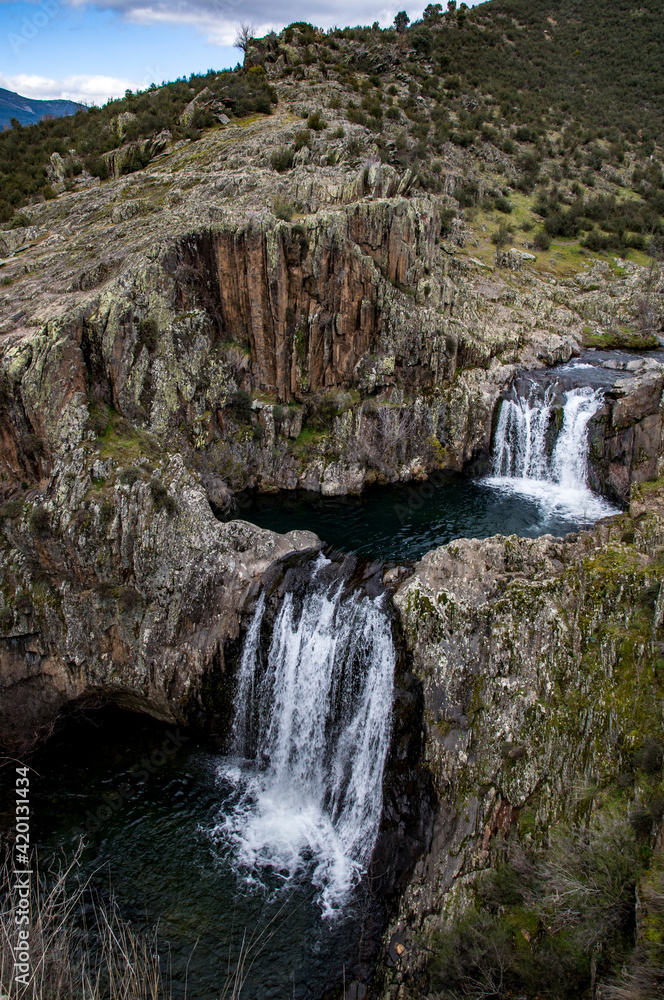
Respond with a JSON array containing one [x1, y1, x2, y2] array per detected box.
[[234, 22, 255, 53]]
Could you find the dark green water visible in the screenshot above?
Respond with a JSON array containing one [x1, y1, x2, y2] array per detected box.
[[30, 709, 378, 1000], [232, 471, 618, 563]]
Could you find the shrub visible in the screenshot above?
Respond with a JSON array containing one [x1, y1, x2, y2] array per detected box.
[[14, 593, 32, 616], [533, 229, 552, 251], [450, 130, 475, 148], [88, 410, 110, 436], [137, 318, 159, 352], [149, 480, 177, 515], [270, 147, 294, 172], [292, 129, 310, 151], [119, 467, 143, 486], [10, 211, 31, 228], [226, 388, 252, 422], [29, 504, 50, 537], [117, 585, 143, 612], [0, 498, 23, 521], [306, 391, 344, 431], [346, 137, 364, 162], [306, 111, 327, 131], [430, 811, 641, 999], [491, 222, 512, 248], [454, 180, 479, 207], [494, 195, 513, 214], [634, 737, 663, 774], [273, 197, 295, 221], [83, 154, 109, 180], [19, 433, 44, 457], [0, 606, 13, 629]]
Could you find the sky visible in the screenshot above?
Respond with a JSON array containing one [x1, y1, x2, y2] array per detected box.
[[0, 0, 482, 105]]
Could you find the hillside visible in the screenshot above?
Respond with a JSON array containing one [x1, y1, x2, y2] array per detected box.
[[1, 0, 662, 250], [0, 86, 83, 129], [0, 3, 663, 998]]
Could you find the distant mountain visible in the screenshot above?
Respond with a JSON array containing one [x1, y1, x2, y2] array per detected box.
[[0, 87, 83, 129]]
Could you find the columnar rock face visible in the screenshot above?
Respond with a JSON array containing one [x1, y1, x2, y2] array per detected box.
[[207, 201, 441, 399], [375, 492, 664, 994]]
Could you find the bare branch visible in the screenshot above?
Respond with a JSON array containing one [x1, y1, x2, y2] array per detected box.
[[234, 22, 255, 53]]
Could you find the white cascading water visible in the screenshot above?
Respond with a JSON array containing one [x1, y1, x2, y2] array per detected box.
[[214, 555, 395, 917], [488, 383, 618, 522]]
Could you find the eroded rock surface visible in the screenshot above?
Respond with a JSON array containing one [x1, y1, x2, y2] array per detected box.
[[376, 488, 664, 994], [0, 442, 320, 744]]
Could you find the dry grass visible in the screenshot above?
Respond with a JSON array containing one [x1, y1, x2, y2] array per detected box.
[[0, 848, 170, 1000], [1, 846, 288, 1000]]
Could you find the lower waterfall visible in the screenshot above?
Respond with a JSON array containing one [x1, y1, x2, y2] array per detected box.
[[487, 382, 618, 522], [214, 554, 396, 917]]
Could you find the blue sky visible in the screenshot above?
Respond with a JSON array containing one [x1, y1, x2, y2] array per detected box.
[[0, 0, 481, 104]]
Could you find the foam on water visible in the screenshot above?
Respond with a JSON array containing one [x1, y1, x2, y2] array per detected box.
[[212, 556, 395, 917]]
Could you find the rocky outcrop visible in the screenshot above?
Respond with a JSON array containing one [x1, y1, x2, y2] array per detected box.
[[375, 490, 664, 995], [589, 361, 664, 501], [0, 443, 320, 747]]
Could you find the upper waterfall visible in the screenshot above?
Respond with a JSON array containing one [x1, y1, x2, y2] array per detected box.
[[487, 381, 618, 523], [214, 554, 395, 917]]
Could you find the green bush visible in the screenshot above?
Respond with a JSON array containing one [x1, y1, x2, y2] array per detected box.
[[273, 197, 295, 221], [491, 222, 512, 248], [430, 811, 643, 999], [9, 211, 31, 228], [533, 229, 551, 251], [149, 480, 177, 515], [494, 195, 513, 214], [292, 129, 310, 151], [270, 147, 295, 172], [226, 389, 252, 423], [306, 111, 327, 131], [306, 392, 344, 432]]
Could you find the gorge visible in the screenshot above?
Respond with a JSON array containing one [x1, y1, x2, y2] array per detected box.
[[2, 5, 664, 998]]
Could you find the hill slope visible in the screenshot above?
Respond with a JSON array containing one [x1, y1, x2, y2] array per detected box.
[[0, 87, 83, 129]]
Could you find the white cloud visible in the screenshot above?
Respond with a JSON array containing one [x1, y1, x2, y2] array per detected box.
[[0, 73, 143, 104], [67, 0, 433, 46]]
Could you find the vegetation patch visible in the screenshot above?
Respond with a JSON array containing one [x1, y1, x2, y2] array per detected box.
[[581, 327, 659, 350]]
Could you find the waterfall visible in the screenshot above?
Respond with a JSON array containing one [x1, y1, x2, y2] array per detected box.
[[492, 383, 602, 485], [488, 381, 617, 522], [214, 554, 395, 917]]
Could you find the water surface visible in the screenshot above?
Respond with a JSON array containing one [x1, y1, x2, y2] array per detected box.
[[31, 707, 381, 1000], [233, 472, 618, 564]]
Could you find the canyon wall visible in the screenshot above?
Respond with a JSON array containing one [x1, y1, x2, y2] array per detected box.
[[375, 482, 664, 994]]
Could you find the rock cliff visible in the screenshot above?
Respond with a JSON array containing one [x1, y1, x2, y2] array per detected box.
[[376, 482, 664, 994]]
